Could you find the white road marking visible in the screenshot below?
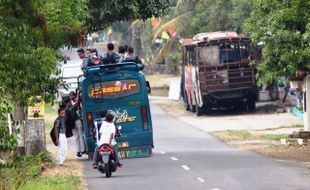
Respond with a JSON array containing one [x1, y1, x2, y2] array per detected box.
[[196, 177, 205, 183], [170, 157, 178, 161], [160, 151, 166, 154], [212, 188, 220, 190], [181, 165, 190, 171]]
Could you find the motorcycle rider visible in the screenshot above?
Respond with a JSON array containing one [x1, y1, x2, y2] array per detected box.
[[92, 109, 108, 169], [97, 113, 122, 167]]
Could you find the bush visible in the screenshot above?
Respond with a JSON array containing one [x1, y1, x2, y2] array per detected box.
[[0, 126, 17, 153]]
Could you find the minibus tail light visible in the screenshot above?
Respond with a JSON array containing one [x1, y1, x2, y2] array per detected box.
[[141, 106, 148, 130], [86, 112, 93, 133]]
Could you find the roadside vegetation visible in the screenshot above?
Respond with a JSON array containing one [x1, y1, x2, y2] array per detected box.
[[211, 130, 289, 141], [0, 153, 54, 190], [0, 104, 84, 190], [19, 176, 80, 190]]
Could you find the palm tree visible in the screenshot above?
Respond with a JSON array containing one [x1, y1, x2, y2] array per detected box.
[[151, 0, 198, 63]]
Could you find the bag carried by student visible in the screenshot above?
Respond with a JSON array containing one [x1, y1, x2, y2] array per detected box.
[[50, 118, 60, 146], [65, 109, 75, 138]]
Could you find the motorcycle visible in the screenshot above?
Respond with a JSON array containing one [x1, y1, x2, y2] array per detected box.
[[97, 126, 122, 178], [97, 144, 118, 177]]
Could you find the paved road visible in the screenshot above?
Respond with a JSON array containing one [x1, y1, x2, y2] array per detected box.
[[83, 104, 310, 190]]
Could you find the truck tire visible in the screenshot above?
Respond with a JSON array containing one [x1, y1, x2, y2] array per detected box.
[[190, 105, 196, 112], [247, 99, 256, 112], [195, 100, 204, 116], [184, 92, 190, 111]]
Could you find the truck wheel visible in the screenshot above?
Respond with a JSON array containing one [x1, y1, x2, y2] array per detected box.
[[184, 92, 190, 111], [247, 99, 256, 112], [195, 102, 204, 116], [190, 105, 196, 112]]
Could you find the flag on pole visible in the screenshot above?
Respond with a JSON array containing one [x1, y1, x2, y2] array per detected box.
[[168, 28, 176, 38], [151, 18, 159, 28], [161, 31, 170, 40], [107, 28, 112, 35]]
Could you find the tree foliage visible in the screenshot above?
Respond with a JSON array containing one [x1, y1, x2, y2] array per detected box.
[[151, 0, 253, 63], [87, 0, 172, 31], [0, 0, 89, 109], [245, 0, 310, 84], [190, 0, 252, 35], [0, 0, 172, 120]]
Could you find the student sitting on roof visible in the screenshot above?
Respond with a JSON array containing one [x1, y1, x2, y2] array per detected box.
[[102, 43, 120, 64], [123, 47, 144, 70]]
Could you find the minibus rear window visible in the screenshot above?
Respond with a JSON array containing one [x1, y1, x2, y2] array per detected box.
[[87, 79, 141, 99]]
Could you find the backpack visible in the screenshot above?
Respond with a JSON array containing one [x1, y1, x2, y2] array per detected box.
[[102, 52, 120, 64], [87, 56, 103, 66], [50, 118, 60, 146], [65, 109, 75, 138]]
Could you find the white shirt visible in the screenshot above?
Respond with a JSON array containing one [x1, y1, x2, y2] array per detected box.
[[94, 118, 105, 144], [98, 121, 116, 147]]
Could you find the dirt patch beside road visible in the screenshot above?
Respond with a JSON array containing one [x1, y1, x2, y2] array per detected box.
[[212, 130, 310, 163]]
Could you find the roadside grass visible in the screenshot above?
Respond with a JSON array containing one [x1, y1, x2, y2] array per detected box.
[[19, 176, 80, 190], [212, 130, 253, 141], [145, 74, 178, 97], [261, 124, 303, 131], [45, 103, 56, 115], [145, 74, 177, 88], [45, 103, 57, 132], [0, 153, 53, 190], [261, 134, 289, 141], [151, 88, 169, 97], [212, 130, 289, 142]]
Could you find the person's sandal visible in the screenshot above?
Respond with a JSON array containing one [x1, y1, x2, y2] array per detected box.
[[92, 163, 97, 169], [117, 163, 123, 168], [76, 152, 82, 157]]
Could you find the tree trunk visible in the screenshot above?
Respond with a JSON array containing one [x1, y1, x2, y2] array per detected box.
[[12, 105, 27, 120], [132, 26, 142, 57], [23, 119, 46, 155]]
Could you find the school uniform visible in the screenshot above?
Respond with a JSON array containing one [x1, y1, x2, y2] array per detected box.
[[55, 117, 68, 165]]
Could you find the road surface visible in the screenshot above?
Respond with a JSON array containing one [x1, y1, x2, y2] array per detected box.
[[83, 104, 310, 190]]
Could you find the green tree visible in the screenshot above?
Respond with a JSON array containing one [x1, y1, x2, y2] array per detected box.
[[0, 0, 89, 119], [148, 0, 254, 64], [0, 0, 172, 120], [86, 0, 172, 31], [245, 0, 310, 84]]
